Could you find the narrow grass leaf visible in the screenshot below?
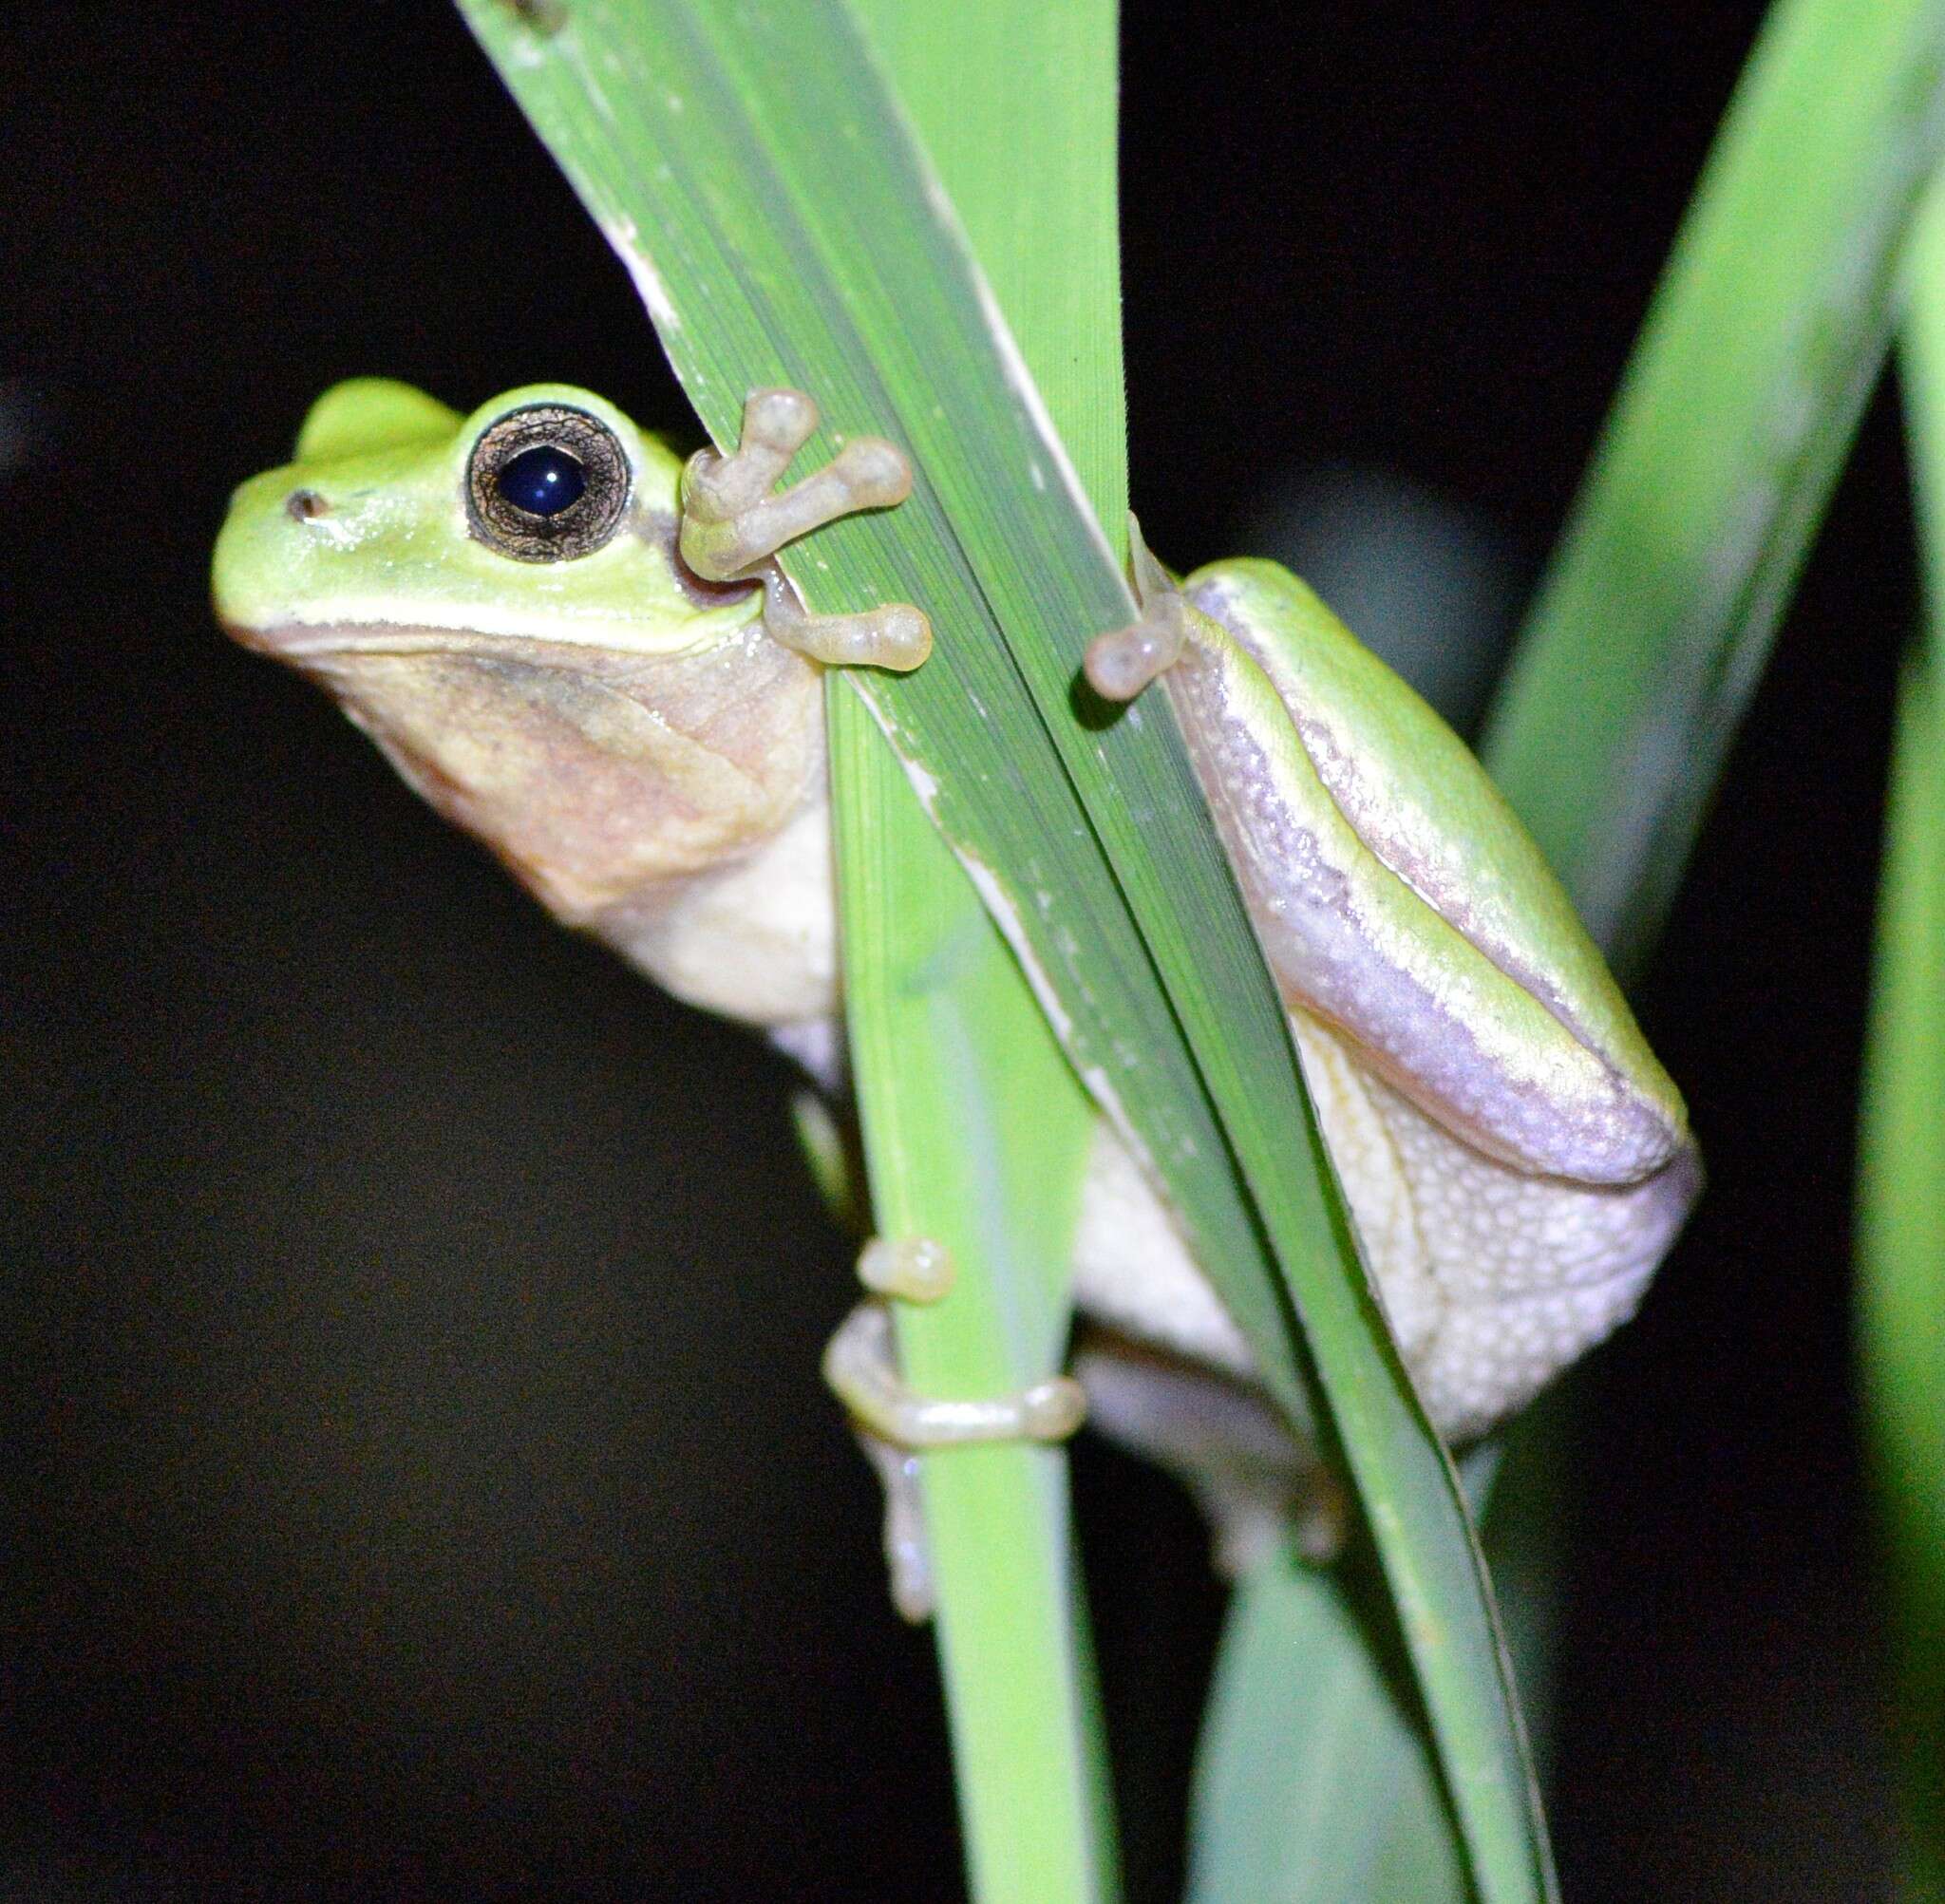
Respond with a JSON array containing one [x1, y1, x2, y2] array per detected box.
[[1191, 1424, 1572, 1904], [1482, 0, 1945, 971], [1859, 652, 1945, 1904], [833, 689, 1114, 1904], [1188, 1555, 1462, 1904], [457, 4, 1555, 1897], [835, 7, 1123, 1897]]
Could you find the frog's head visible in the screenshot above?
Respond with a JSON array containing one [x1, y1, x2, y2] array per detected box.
[[215, 377, 760, 659], [214, 381, 818, 923]]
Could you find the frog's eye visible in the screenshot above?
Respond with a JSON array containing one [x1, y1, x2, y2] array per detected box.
[[465, 404, 631, 561]]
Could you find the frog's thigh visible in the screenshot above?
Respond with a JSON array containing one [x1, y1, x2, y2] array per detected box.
[[1355, 1056, 1699, 1441], [1070, 1040, 1443, 1395]]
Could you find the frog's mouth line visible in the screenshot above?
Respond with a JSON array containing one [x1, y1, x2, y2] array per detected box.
[[219, 609, 761, 667], [225, 619, 558, 662], [220, 619, 483, 661]]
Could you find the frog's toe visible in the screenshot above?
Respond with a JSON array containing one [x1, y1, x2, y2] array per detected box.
[[759, 571, 932, 672], [857, 1431, 934, 1623], [1084, 514, 1188, 702], [681, 386, 820, 533]]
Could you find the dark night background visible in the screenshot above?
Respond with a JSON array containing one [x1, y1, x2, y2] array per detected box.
[[7, 4, 1906, 1897]]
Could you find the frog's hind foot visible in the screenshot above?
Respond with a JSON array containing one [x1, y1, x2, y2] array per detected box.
[[823, 1299, 1087, 1452], [825, 1238, 1086, 1624], [680, 387, 931, 672]]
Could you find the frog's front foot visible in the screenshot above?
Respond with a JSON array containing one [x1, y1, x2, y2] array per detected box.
[[680, 387, 932, 672], [825, 1239, 1086, 1622], [1083, 514, 1188, 702]]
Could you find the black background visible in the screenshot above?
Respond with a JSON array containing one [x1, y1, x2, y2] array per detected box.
[[9, 4, 1903, 1897]]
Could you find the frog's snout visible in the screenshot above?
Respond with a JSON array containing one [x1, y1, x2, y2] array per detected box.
[[211, 463, 329, 635]]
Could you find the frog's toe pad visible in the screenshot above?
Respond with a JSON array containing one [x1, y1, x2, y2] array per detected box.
[[857, 1235, 957, 1304], [1084, 515, 1188, 702], [1084, 610, 1182, 702]]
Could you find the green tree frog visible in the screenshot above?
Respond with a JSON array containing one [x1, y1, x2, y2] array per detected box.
[[214, 379, 1698, 1583]]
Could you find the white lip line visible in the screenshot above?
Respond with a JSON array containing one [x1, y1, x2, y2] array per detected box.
[[225, 614, 755, 662]]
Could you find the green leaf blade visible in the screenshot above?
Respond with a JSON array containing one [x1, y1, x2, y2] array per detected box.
[[833, 683, 1115, 1904], [834, 13, 1126, 1895], [1483, 0, 1945, 966], [458, 5, 1556, 1896], [1863, 170, 1945, 1904]]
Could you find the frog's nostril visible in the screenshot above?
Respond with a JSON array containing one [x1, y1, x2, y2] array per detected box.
[[286, 488, 330, 522]]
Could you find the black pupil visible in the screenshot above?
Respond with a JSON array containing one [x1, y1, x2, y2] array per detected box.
[[497, 443, 587, 518]]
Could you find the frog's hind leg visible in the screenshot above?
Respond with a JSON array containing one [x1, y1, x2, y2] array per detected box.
[[679, 388, 931, 671], [1073, 1330, 1349, 1574]]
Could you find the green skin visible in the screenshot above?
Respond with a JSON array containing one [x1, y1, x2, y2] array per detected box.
[[214, 379, 1698, 1454]]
